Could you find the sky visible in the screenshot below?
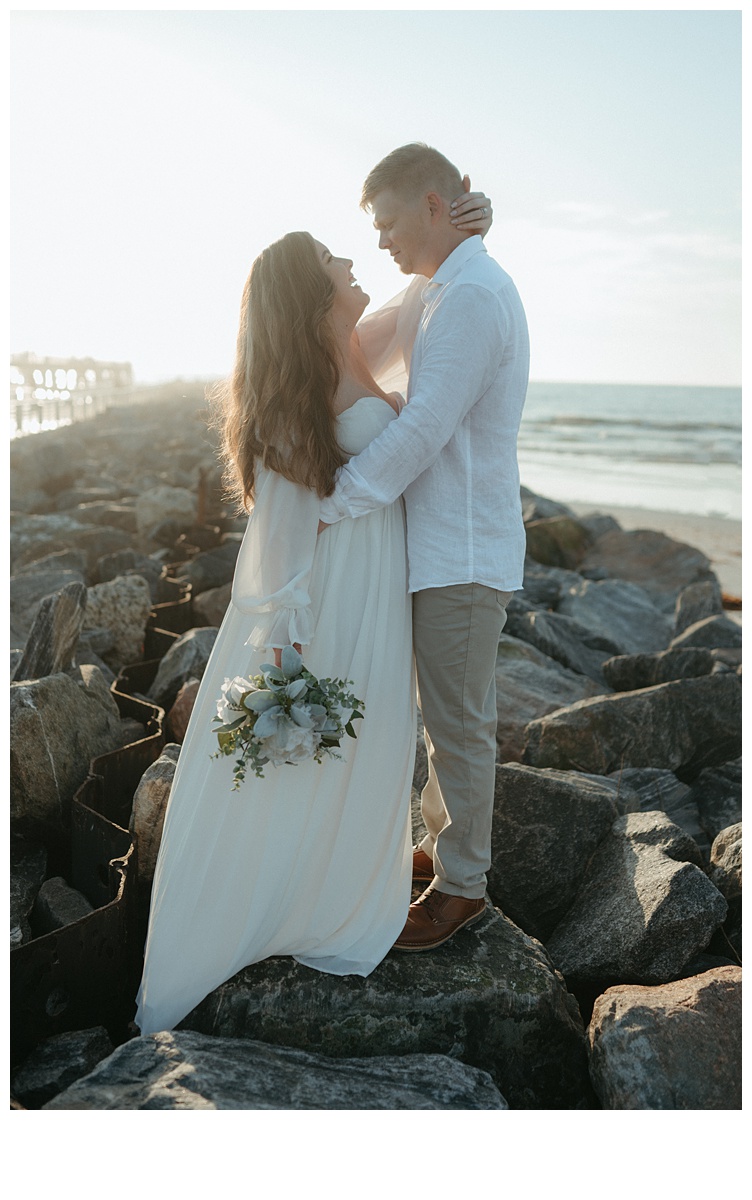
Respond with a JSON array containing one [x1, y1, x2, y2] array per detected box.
[[9, 4, 742, 386]]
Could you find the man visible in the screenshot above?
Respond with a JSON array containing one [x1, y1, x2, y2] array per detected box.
[[319, 143, 529, 951]]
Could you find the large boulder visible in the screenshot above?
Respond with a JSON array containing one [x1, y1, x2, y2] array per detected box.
[[708, 823, 742, 959], [488, 764, 623, 939], [10, 568, 86, 647], [147, 627, 218, 710], [602, 648, 716, 691], [166, 679, 201, 742], [520, 487, 575, 523], [174, 539, 242, 595], [12, 1027, 115, 1109], [674, 579, 724, 635], [524, 516, 594, 570], [10, 838, 47, 947], [670, 614, 743, 651], [135, 486, 196, 537], [503, 609, 621, 686], [587, 966, 741, 1109], [83, 574, 153, 670], [192, 582, 232, 627], [130, 744, 181, 892], [557, 578, 673, 655], [545, 812, 728, 988], [495, 636, 604, 762], [12, 581, 88, 682], [31, 876, 94, 935], [610, 768, 706, 854], [523, 673, 742, 777], [579, 528, 717, 613], [520, 559, 584, 609], [683, 759, 742, 846], [180, 906, 591, 1110], [43, 1030, 508, 1110], [10, 665, 123, 838]]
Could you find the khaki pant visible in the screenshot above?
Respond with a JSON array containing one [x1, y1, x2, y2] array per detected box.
[[413, 583, 512, 899]]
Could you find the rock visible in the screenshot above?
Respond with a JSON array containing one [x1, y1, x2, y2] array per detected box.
[[504, 609, 621, 686], [83, 574, 152, 670], [71, 501, 137, 533], [524, 516, 594, 570], [192, 582, 232, 627], [43, 1030, 508, 1110], [670, 613, 743, 650], [9, 569, 86, 645], [129, 744, 181, 889], [488, 764, 622, 940], [76, 626, 116, 658], [117, 717, 148, 746], [495, 636, 605, 762], [13, 1027, 115, 1109], [521, 559, 584, 609], [73, 644, 117, 686], [175, 541, 241, 595], [180, 906, 591, 1110], [10, 838, 47, 947], [166, 678, 201, 742], [520, 486, 575, 522], [10, 665, 123, 838], [708, 824, 742, 960], [55, 485, 124, 511], [147, 627, 218, 710], [523, 673, 742, 777], [14, 548, 89, 578], [684, 759, 742, 846], [557, 578, 674, 655], [602, 648, 715, 691], [579, 528, 717, 614], [12, 581, 88, 683], [10, 515, 132, 578], [135, 486, 196, 536], [571, 513, 621, 543], [413, 709, 428, 795], [674, 578, 724, 635], [545, 812, 728, 988], [587, 966, 741, 1109], [31, 876, 94, 935], [610, 768, 706, 853]]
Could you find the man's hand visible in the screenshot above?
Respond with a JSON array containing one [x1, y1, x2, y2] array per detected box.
[[450, 175, 493, 238], [273, 643, 302, 669]]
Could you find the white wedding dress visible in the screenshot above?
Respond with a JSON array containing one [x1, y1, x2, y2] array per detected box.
[[135, 395, 416, 1036]]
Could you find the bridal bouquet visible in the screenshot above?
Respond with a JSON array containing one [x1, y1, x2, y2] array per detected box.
[[211, 645, 365, 789]]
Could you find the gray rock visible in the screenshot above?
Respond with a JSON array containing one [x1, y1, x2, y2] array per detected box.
[[175, 541, 241, 595], [520, 486, 575, 522], [602, 648, 715, 691], [670, 613, 743, 650], [685, 759, 742, 846], [10, 514, 132, 578], [495, 635, 605, 762], [12, 581, 88, 683], [587, 967, 741, 1109], [10, 665, 123, 838], [558, 577, 674, 655], [9, 569, 86, 646], [192, 582, 232, 627], [180, 905, 590, 1110], [83, 574, 153, 670], [72, 501, 137, 533], [31, 876, 94, 935], [43, 1030, 508, 1110], [14, 548, 88, 577], [609, 768, 706, 854], [13, 1027, 115, 1109], [10, 839, 47, 947], [117, 717, 148, 746], [546, 812, 728, 987], [523, 673, 742, 777], [572, 513, 621, 542], [521, 559, 584, 609], [524, 516, 594, 570], [72, 645, 118, 686], [504, 609, 621, 686], [55, 486, 123, 511], [130, 744, 181, 890], [147, 627, 218, 710], [579, 528, 717, 613], [135, 486, 196, 536], [488, 764, 622, 939], [674, 578, 724, 636], [76, 626, 116, 657], [708, 823, 741, 902]]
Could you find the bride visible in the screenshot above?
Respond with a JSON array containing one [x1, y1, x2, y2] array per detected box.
[[136, 195, 490, 1036]]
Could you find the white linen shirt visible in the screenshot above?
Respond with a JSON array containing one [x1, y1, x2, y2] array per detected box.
[[318, 236, 530, 593]]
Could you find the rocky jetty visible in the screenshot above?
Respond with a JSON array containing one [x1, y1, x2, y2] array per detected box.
[[9, 393, 742, 1110]]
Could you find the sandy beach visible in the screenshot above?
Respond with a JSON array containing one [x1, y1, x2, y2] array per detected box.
[[568, 500, 742, 604]]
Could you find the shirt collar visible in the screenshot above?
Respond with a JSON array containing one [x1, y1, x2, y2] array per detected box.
[[420, 236, 486, 304]]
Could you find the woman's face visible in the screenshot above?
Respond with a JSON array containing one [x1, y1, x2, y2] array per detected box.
[[313, 240, 369, 322]]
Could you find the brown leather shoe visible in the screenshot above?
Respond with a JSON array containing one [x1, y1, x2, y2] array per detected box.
[[412, 847, 435, 883], [392, 887, 486, 952]]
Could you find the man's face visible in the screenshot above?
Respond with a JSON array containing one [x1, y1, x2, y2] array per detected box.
[[370, 189, 434, 276]]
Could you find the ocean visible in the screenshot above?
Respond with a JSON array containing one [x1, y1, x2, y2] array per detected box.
[[518, 382, 741, 521]]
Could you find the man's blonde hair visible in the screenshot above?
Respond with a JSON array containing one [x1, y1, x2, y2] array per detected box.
[[360, 143, 463, 210]]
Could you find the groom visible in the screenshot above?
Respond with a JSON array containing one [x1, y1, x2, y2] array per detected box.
[[319, 143, 529, 951]]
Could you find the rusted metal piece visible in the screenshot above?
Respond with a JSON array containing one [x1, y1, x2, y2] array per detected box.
[[149, 575, 193, 635], [9, 689, 165, 1066]]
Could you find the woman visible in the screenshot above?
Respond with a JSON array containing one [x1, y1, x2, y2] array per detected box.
[[136, 195, 491, 1036]]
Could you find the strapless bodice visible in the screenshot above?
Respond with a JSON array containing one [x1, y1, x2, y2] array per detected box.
[[336, 395, 398, 456]]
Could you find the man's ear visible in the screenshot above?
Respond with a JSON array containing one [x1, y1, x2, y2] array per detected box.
[[426, 191, 444, 221]]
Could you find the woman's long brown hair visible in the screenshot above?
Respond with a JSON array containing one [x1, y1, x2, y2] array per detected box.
[[213, 231, 347, 510]]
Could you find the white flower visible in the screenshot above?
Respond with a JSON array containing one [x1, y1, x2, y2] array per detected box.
[[256, 709, 318, 766], [222, 676, 253, 705]]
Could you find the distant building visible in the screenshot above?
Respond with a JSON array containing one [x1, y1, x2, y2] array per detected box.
[[10, 353, 134, 437]]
